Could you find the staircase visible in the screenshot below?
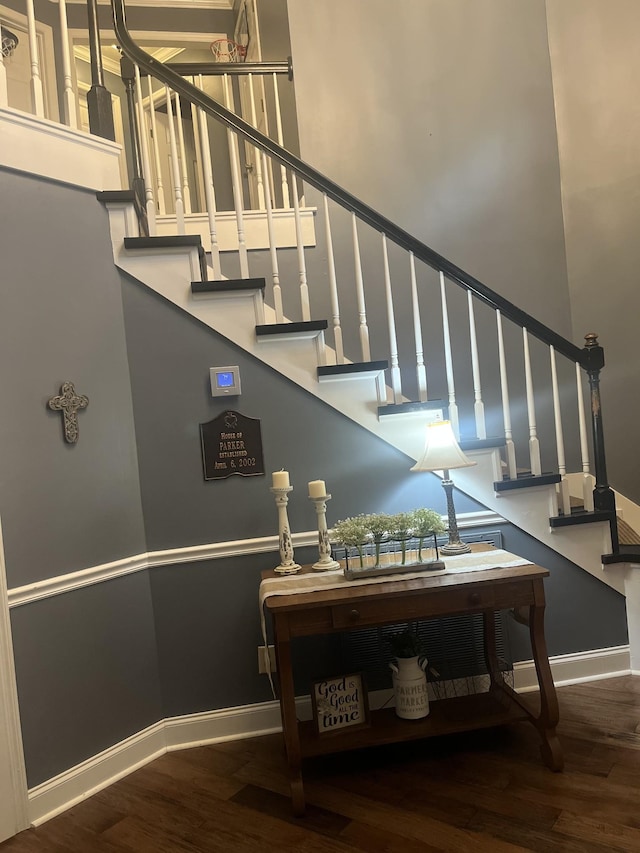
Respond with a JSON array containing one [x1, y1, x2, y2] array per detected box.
[[4, 0, 638, 594], [96, 0, 640, 594]]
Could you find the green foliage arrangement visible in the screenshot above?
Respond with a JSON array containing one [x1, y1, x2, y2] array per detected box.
[[387, 626, 427, 660], [331, 507, 445, 567]]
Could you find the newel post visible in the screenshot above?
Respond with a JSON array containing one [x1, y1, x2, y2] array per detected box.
[[582, 333, 619, 551], [86, 0, 115, 141]]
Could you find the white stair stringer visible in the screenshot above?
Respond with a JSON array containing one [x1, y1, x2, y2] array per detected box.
[[105, 206, 624, 595]]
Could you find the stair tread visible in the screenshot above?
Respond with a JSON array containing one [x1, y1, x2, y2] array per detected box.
[[124, 235, 202, 248], [550, 509, 614, 528], [459, 436, 506, 451], [602, 545, 640, 564], [97, 190, 136, 203], [318, 360, 388, 376], [494, 472, 561, 491], [378, 400, 446, 417], [256, 320, 328, 335], [192, 278, 266, 293]]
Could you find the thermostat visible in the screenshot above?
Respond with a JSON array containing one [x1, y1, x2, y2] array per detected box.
[[210, 366, 241, 396]]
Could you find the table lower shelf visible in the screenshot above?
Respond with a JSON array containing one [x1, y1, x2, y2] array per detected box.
[[299, 690, 532, 758]]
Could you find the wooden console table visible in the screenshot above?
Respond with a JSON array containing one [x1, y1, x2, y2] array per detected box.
[[261, 545, 563, 815]]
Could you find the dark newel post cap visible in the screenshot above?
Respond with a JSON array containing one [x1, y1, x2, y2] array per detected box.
[[582, 331, 605, 371]]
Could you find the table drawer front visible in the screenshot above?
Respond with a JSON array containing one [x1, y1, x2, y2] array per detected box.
[[331, 586, 499, 629]]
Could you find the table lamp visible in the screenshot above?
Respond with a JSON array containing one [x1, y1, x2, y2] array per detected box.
[[410, 420, 476, 555]]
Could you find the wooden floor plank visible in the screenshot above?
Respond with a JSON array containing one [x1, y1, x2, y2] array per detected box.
[[1, 676, 639, 853]]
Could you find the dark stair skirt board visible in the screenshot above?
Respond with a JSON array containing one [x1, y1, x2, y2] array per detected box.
[[494, 473, 561, 492], [191, 278, 266, 294], [256, 320, 328, 342], [318, 360, 389, 381]]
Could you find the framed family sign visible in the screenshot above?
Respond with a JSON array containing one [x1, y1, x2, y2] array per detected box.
[[310, 672, 370, 736]]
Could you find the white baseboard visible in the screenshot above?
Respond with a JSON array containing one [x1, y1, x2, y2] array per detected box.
[[28, 723, 166, 827], [514, 644, 630, 692], [27, 643, 631, 828]]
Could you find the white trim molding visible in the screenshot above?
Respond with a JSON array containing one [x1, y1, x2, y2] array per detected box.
[[0, 108, 122, 192], [26, 643, 631, 828], [7, 511, 505, 608], [0, 518, 29, 839]]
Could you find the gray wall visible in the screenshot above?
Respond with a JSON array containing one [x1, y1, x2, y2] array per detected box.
[[0, 168, 156, 788], [546, 0, 640, 504], [286, 0, 571, 335], [0, 170, 146, 587], [284, 0, 577, 463]]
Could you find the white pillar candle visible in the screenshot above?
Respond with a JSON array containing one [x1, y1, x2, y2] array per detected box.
[[308, 479, 326, 498], [272, 470, 290, 489]]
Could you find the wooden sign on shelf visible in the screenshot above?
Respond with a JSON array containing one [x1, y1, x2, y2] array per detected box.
[[311, 672, 370, 736]]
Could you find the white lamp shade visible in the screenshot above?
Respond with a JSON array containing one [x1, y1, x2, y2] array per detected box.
[[410, 420, 477, 472]]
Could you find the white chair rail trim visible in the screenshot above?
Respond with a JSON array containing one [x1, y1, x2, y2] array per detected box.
[[27, 643, 631, 828], [7, 511, 505, 609]]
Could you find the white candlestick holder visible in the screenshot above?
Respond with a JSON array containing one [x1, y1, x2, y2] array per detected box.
[[270, 486, 301, 574], [309, 493, 340, 571]]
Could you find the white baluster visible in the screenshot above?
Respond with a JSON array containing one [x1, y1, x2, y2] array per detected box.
[[550, 346, 570, 514], [148, 76, 165, 214], [576, 362, 594, 512], [292, 174, 310, 322], [272, 73, 290, 207], [25, 0, 44, 116], [195, 76, 221, 279], [496, 310, 517, 479], [382, 235, 401, 403], [409, 253, 427, 402], [248, 74, 266, 209], [352, 214, 370, 362], [261, 150, 282, 321], [189, 93, 205, 214], [173, 93, 192, 214], [223, 74, 249, 277], [522, 328, 542, 475], [134, 66, 156, 234], [323, 194, 343, 364], [440, 272, 459, 439], [165, 85, 185, 233], [58, 0, 77, 127], [467, 291, 486, 439]]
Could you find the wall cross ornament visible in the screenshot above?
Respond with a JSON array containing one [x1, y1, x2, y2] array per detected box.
[[48, 381, 89, 444]]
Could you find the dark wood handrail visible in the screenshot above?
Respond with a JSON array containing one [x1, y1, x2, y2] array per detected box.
[[111, 0, 585, 366]]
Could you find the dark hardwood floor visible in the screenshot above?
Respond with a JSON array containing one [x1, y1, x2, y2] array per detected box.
[[2, 676, 639, 852]]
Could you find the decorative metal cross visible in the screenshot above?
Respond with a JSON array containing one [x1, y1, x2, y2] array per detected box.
[[48, 381, 89, 444]]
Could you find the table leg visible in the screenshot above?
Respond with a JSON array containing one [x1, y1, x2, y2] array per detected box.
[[483, 609, 502, 692], [528, 601, 564, 772], [273, 623, 306, 815]]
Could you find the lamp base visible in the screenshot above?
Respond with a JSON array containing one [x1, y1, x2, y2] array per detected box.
[[440, 540, 471, 555]]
